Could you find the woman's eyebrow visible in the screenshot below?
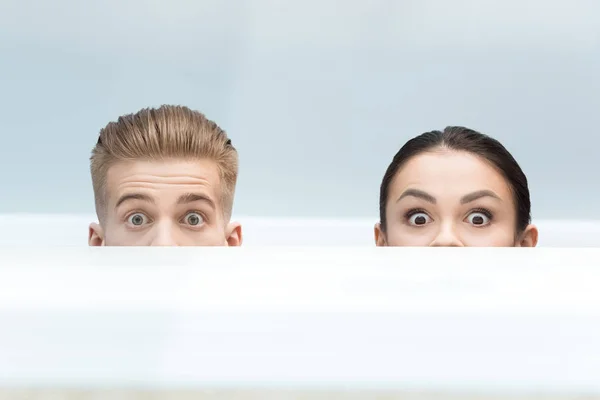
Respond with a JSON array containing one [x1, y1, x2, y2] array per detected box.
[[460, 190, 501, 204], [397, 189, 436, 204]]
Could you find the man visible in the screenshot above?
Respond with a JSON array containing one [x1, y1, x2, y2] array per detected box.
[[88, 105, 242, 246]]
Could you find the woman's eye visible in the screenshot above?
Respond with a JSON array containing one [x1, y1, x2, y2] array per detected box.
[[408, 212, 432, 226], [183, 212, 204, 226], [466, 212, 491, 226], [127, 213, 149, 226]]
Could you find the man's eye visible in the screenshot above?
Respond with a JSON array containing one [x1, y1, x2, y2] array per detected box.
[[183, 212, 204, 226], [127, 213, 149, 226]]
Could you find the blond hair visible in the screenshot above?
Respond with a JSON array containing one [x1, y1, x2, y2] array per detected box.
[[91, 105, 238, 221]]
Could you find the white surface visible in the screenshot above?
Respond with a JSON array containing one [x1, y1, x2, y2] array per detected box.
[[0, 247, 599, 393], [2, 214, 600, 246]]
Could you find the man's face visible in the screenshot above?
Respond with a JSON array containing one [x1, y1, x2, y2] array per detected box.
[[89, 159, 241, 246]]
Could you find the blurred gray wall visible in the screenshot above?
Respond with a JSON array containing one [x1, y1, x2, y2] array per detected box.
[[1, 0, 598, 218]]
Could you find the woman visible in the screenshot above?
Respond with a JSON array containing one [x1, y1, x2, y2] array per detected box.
[[375, 126, 538, 247]]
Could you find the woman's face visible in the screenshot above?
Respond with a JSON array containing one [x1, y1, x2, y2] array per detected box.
[[376, 149, 537, 247]]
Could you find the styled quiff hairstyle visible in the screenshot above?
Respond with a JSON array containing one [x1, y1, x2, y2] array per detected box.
[[90, 105, 238, 221]]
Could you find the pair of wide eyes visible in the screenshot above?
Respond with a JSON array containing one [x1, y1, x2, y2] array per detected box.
[[127, 212, 204, 227], [409, 211, 491, 227]]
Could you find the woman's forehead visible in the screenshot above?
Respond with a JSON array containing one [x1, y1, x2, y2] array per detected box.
[[390, 150, 514, 201]]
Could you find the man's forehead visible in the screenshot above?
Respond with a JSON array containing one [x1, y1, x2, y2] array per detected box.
[[105, 159, 222, 201]]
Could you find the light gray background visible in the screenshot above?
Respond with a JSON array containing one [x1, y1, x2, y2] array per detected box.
[[1, 0, 598, 218]]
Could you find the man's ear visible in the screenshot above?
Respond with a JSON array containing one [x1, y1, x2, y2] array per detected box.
[[89, 223, 105, 246], [226, 221, 242, 246], [374, 222, 387, 247], [516, 224, 538, 247]]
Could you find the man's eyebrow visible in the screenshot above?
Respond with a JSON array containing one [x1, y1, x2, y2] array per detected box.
[[460, 190, 501, 204], [115, 193, 154, 208], [396, 189, 437, 204], [177, 193, 216, 209]]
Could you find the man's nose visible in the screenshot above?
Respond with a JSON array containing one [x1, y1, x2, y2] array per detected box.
[[149, 222, 179, 246]]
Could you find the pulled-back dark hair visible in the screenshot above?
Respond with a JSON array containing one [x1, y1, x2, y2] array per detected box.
[[379, 126, 531, 233]]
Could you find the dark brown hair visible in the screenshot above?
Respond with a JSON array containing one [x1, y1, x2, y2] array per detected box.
[[379, 126, 531, 233]]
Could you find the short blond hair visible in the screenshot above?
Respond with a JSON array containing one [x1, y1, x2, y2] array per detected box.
[[91, 105, 238, 221]]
